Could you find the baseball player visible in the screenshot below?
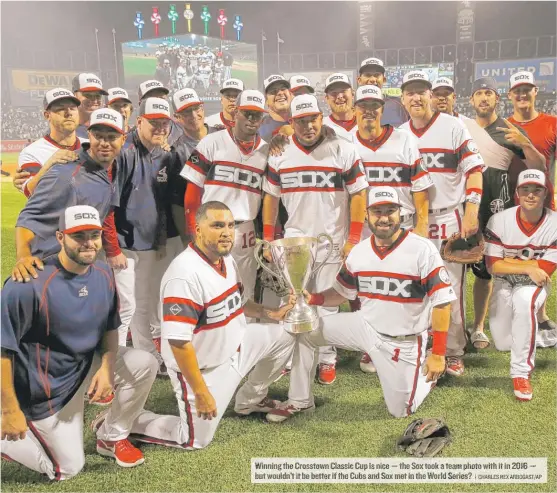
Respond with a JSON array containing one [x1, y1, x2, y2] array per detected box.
[[181, 90, 269, 301], [119, 201, 296, 450], [263, 94, 368, 385], [107, 98, 182, 374], [1, 206, 159, 477], [205, 78, 245, 129], [322, 73, 357, 141], [289, 75, 315, 96], [431, 77, 459, 117], [485, 169, 557, 401], [507, 71, 557, 338], [196, 61, 212, 92], [136, 80, 184, 147], [12, 88, 81, 198], [213, 58, 225, 87], [399, 70, 485, 377], [259, 75, 293, 142], [266, 187, 455, 422], [12, 109, 126, 284], [353, 84, 433, 373], [72, 73, 108, 143], [466, 77, 546, 350], [357, 57, 409, 127], [107, 88, 134, 150]]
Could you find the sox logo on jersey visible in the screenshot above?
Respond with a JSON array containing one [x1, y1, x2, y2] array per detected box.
[[280, 170, 343, 191], [211, 164, 262, 191]]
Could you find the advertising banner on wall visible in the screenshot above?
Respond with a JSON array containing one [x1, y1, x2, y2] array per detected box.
[[475, 58, 556, 93], [8, 69, 77, 106]]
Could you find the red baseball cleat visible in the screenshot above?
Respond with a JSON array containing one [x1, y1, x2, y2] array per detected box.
[[97, 439, 144, 468], [513, 377, 533, 401], [446, 357, 464, 377], [318, 363, 336, 385]]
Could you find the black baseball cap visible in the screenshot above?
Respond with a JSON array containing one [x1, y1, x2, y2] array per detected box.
[[471, 77, 498, 96]]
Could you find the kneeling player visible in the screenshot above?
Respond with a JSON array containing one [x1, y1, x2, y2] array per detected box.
[[485, 170, 557, 401], [266, 187, 456, 421], [123, 202, 297, 449]]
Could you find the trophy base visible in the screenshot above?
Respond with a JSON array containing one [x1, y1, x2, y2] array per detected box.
[[284, 303, 318, 327]]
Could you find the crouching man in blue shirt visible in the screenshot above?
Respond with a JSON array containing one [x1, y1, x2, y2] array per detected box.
[[1, 206, 159, 479]]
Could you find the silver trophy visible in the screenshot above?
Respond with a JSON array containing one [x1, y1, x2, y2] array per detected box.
[[254, 234, 333, 333]]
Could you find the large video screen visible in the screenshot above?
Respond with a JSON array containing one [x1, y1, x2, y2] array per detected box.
[[383, 63, 455, 96], [121, 34, 259, 102]]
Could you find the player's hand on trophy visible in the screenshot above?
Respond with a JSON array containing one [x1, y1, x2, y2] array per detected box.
[[262, 246, 273, 263], [1, 407, 28, 441], [341, 241, 355, 260], [12, 256, 44, 283], [269, 133, 289, 157], [265, 290, 297, 322], [195, 390, 218, 420], [527, 266, 551, 287], [12, 168, 30, 192], [423, 353, 446, 383]]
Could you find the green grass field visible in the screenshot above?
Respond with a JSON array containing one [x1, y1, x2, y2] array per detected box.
[[1, 183, 556, 492]]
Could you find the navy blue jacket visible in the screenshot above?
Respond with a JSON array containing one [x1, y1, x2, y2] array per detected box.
[[16, 147, 120, 258], [114, 130, 179, 251], [1, 257, 119, 420]]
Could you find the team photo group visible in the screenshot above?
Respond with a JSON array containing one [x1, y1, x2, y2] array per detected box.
[[2, 19, 557, 484]]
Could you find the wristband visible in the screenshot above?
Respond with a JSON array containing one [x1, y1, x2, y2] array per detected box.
[[465, 188, 482, 205], [263, 224, 275, 242], [348, 221, 364, 245], [308, 293, 325, 306], [431, 331, 448, 356]]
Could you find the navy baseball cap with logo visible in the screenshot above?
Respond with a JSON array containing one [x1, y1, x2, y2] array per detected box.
[[43, 88, 81, 110], [172, 88, 202, 113], [263, 74, 290, 93], [107, 87, 132, 105], [72, 73, 108, 95], [88, 108, 125, 134], [400, 70, 432, 91], [59, 205, 103, 234], [139, 97, 171, 119], [236, 90, 267, 112], [138, 80, 170, 100], [220, 78, 244, 94], [359, 57, 385, 75], [471, 77, 498, 95]]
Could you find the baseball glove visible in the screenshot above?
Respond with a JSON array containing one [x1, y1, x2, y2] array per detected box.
[[441, 231, 485, 264], [397, 418, 451, 457]]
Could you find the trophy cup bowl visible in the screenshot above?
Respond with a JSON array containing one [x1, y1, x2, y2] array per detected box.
[[255, 234, 333, 333]]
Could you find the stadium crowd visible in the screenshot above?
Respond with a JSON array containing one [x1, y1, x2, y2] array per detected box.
[[1, 104, 48, 140]]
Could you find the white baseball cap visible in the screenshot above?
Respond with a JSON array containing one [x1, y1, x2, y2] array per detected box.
[[367, 186, 401, 208], [290, 94, 321, 119], [517, 169, 547, 189], [510, 71, 536, 91], [355, 85, 384, 104], [139, 97, 171, 119], [264, 74, 290, 93], [88, 108, 125, 134], [359, 57, 385, 75], [325, 73, 352, 92], [43, 88, 80, 110], [289, 75, 314, 93], [432, 77, 454, 91], [401, 70, 432, 91], [59, 205, 102, 234], [173, 88, 202, 113], [236, 90, 267, 112], [72, 73, 108, 95], [138, 80, 170, 100], [107, 87, 132, 105], [221, 78, 244, 93]]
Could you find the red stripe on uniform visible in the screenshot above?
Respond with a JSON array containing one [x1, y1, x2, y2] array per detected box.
[[177, 372, 195, 448], [422, 266, 442, 285], [358, 293, 423, 303], [28, 421, 62, 480], [279, 166, 341, 173], [406, 335, 423, 416], [204, 180, 262, 194], [527, 287, 543, 378], [359, 270, 421, 281], [164, 297, 204, 311], [194, 308, 245, 333], [205, 285, 240, 307], [281, 187, 344, 193], [412, 170, 429, 182], [163, 315, 198, 324], [213, 160, 263, 174]]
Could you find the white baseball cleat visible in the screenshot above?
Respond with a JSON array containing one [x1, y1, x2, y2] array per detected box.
[[266, 403, 315, 423], [235, 396, 283, 416], [360, 353, 377, 373]]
